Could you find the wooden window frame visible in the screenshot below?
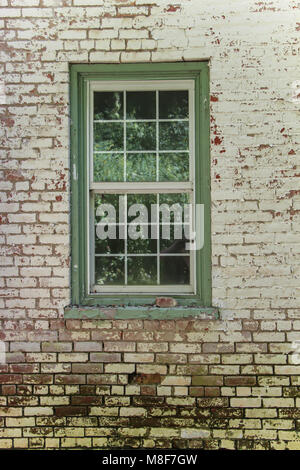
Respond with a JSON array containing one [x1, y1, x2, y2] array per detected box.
[[70, 62, 211, 308]]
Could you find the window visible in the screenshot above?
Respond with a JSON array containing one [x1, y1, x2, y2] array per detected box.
[[70, 63, 211, 308]]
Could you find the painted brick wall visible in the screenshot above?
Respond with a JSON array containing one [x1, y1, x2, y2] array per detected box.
[[0, 0, 300, 450]]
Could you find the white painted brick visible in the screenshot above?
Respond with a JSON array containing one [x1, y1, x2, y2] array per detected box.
[[58, 30, 87, 40], [89, 51, 120, 62], [119, 29, 149, 39], [0, 8, 20, 17], [12, 0, 39, 5], [21, 8, 52, 17], [120, 51, 151, 62], [73, 0, 104, 4], [94, 39, 110, 50]]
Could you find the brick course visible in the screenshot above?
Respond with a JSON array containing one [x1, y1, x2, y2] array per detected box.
[[0, 0, 299, 450]]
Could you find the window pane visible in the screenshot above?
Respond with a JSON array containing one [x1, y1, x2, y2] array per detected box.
[[127, 122, 156, 151], [94, 153, 123, 182], [94, 122, 123, 152], [94, 92, 123, 120], [159, 152, 189, 181], [159, 91, 188, 119], [160, 255, 190, 285], [126, 91, 156, 120], [95, 193, 124, 225], [127, 193, 157, 224], [91, 85, 193, 292], [159, 193, 190, 224], [127, 256, 157, 285], [95, 256, 125, 285], [126, 153, 156, 182], [95, 227, 125, 254], [159, 121, 188, 150], [127, 227, 157, 254], [160, 224, 188, 254]]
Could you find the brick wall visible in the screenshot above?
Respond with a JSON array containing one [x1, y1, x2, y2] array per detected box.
[[0, 0, 300, 450]]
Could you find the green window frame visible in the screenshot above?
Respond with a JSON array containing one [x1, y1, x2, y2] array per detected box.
[[69, 62, 211, 310]]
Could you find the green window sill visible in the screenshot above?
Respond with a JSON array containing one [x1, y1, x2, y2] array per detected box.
[[64, 305, 219, 320]]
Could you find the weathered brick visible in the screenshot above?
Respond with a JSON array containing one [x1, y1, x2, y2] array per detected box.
[[0, 0, 298, 451]]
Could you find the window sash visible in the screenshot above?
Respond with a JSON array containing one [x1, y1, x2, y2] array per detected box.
[[87, 80, 196, 295]]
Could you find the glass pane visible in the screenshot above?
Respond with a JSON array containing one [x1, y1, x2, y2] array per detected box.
[[160, 256, 190, 285], [94, 122, 123, 152], [95, 227, 125, 254], [126, 122, 156, 151], [94, 92, 123, 120], [127, 256, 157, 285], [126, 153, 156, 182], [127, 226, 157, 254], [94, 153, 123, 182], [127, 193, 157, 224], [126, 91, 156, 120], [95, 256, 125, 285], [95, 194, 124, 224], [160, 224, 188, 254], [159, 121, 188, 150], [159, 91, 188, 119], [159, 193, 190, 224], [159, 152, 189, 181]]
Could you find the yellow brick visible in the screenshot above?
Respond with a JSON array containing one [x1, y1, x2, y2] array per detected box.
[[0, 428, 22, 438], [61, 438, 92, 448], [92, 438, 108, 447], [40, 397, 69, 406], [157, 386, 172, 396], [174, 386, 189, 396], [263, 398, 294, 408], [89, 407, 118, 416], [220, 439, 235, 450], [161, 376, 191, 386], [54, 427, 84, 438], [229, 419, 261, 429], [0, 407, 22, 417], [24, 407, 53, 416], [142, 439, 155, 448], [278, 431, 300, 441], [231, 398, 261, 407], [270, 441, 287, 450], [236, 387, 251, 396], [45, 438, 60, 448], [120, 407, 146, 417], [118, 428, 147, 437], [149, 428, 180, 438], [213, 429, 243, 439], [287, 441, 300, 450], [6, 417, 35, 427], [263, 419, 294, 430], [0, 439, 12, 449], [246, 409, 277, 418], [244, 430, 277, 440], [13, 438, 28, 448]]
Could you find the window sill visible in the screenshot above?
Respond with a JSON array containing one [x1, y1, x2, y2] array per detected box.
[[64, 305, 219, 320]]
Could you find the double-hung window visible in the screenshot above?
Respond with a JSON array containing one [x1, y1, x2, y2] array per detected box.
[[70, 63, 211, 309]]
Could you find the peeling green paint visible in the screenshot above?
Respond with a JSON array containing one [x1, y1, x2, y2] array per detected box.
[[64, 305, 219, 320]]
